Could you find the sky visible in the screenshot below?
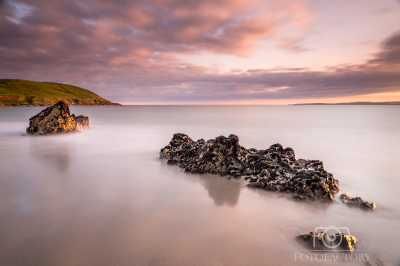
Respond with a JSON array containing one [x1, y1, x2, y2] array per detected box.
[[1, 0, 400, 104]]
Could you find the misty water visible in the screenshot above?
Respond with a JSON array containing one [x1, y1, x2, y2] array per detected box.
[[1, 105, 400, 266]]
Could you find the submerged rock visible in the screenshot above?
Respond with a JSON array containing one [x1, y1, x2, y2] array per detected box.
[[298, 231, 357, 252], [160, 133, 339, 201], [26, 101, 89, 135], [340, 193, 376, 210]]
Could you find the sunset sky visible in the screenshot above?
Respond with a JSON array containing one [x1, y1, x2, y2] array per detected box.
[[1, 0, 400, 104]]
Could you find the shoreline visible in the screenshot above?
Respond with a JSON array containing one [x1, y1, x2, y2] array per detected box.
[[293, 102, 400, 105]]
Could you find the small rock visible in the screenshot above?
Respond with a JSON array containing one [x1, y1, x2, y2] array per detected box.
[[340, 193, 376, 210], [73, 115, 89, 130], [297, 231, 357, 252]]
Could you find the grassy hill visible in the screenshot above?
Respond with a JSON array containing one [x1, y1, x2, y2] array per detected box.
[[0, 79, 121, 106]]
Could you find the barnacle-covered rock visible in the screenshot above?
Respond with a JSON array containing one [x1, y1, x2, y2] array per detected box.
[[160, 133, 339, 200], [298, 231, 357, 252]]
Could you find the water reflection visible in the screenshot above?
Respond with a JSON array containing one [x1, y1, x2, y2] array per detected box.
[[14, 195, 36, 216], [246, 185, 334, 213], [185, 173, 245, 207], [29, 136, 73, 174]]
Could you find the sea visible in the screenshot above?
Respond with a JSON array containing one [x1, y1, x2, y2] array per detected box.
[[0, 105, 399, 266]]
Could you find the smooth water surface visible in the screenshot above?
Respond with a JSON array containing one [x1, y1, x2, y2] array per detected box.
[[1, 105, 400, 265]]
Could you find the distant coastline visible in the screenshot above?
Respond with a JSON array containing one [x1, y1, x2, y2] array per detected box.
[[293, 101, 400, 105], [0, 101, 122, 107], [0, 79, 121, 107]]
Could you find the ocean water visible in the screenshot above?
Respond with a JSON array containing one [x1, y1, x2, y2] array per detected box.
[[0, 105, 399, 266]]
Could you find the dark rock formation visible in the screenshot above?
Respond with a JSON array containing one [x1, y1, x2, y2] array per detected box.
[[26, 101, 89, 135], [297, 231, 357, 252], [73, 115, 89, 130], [160, 133, 339, 201], [340, 194, 376, 210]]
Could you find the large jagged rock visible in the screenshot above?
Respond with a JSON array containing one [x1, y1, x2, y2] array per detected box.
[[340, 194, 376, 210], [160, 133, 339, 201], [297, 231, 357, 252], [26, 101, 89, 135]]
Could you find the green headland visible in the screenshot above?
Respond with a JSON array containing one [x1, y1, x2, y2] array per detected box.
[[0, 79, 121, 106]]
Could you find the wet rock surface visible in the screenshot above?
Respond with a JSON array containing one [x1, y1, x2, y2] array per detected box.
[[340, 194, 376, 210], [160, 133, 339, 201], [26, 101, 89, 135], [297, 231, 358, 252]]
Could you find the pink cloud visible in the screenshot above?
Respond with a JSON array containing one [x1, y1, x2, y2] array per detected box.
[[1, 0, 400, 103]]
